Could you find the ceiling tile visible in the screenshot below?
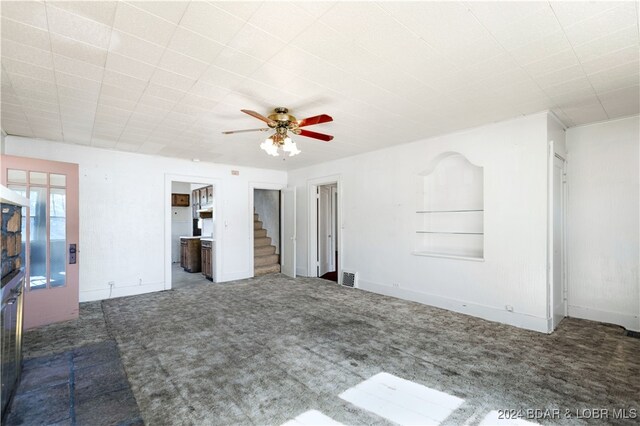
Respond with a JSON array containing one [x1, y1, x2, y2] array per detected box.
[[103, 69, 148, 92], [467, 1, 548, 33], [1, 17, 51, 50], [53, 54, 105, 81], [49, 1, 118, 26], [17, 98, 59, 115], [247, 3, 315, 43], [1, 39, 53, 68], [113, 2, 176, 47], [50, 34, 108, 67], [522, 49, 579, 75], [1, 1, 48, 29], [126, 1, 189, 24], [488, 6, 562, 51], [550, 1, 622, 28], [144, 83, 187, 102], [212, 47, 264, 77], [179, 2, 245, 45], [562, 2, 638, 47], [561, 97, 608, 125], [506, 30, 572, 65], [572, 25, 639, 64], [531, 64, 587, 89], [580, 45, 640, 75], [150, 69, 196, 92], [55, 71, 102, 95], [57, 85, 99, 102], [100, 83, 145, 102], [2, 57, 54, 82], [157, 50, 208, 80], [108, 30, 165, 65], [598, 84, 640, 118], [167, 27, 225, 64], [105, 51, 155, 81], [46, 3, 112, 49], [587, 60, 640, 93], [226, 24, 286, 62]]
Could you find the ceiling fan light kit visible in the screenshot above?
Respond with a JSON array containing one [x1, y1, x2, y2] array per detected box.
[[223, 107, 333, 158]]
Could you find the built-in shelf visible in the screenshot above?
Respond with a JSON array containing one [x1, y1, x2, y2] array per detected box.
[[415, 152, 484, 260], [412, 251, 485, 262], [416, 209, 484, 213], [416, 231, 484, 235]]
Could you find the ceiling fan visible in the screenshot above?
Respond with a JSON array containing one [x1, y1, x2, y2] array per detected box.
[[222, 107, 334, 157]]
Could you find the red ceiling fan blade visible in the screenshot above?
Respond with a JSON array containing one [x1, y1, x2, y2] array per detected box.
[[222, 128, 270, 134], [298, 129, 334, 142], [241, 109, 276, 126], [297, 114, 333, 128]]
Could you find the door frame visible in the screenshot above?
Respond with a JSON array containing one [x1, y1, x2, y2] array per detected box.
[[164, 174, 222, 289], [307, 175, 342, 283], [547, 142, 568, 331], [249, 182, 286, 277]]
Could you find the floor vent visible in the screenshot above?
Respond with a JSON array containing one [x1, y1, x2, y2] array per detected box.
[[626, 330, 640, 339], [342, 271, 357, 288]]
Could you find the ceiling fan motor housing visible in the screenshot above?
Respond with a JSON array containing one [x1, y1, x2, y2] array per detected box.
[[268, 107, 297, 129]]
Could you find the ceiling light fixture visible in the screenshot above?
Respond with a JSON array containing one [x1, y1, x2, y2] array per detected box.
[[222, 107, 334, 158]]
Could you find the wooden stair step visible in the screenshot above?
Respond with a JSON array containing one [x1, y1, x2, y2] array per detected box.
[[254, 237, 271, 247], [254, 253, 279, 267], [254, 263, 281, 276], [255, 245, 276, 256], [254, 228, 268, 238], [254, 221, 262, 229], [254, 213, 259, 220]]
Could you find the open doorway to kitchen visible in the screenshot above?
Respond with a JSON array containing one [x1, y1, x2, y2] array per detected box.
[[167, 178, 219, 290]]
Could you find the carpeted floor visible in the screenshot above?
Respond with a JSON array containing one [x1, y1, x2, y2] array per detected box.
[[20, 273, 640, 425]]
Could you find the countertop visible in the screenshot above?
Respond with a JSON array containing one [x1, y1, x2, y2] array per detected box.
[[200, 237, 215, 241], [179, 236, 201, 240]]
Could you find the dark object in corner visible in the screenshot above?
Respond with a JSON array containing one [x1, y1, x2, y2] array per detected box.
[[626, 330, 640, 339]]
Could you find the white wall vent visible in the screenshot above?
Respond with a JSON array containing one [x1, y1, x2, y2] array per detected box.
[[342, 271, 358, 288]]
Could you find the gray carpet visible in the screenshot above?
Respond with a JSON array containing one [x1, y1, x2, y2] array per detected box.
[[95, 273, 639, 426]]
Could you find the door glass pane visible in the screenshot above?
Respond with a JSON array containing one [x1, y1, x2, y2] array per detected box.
[[50, 174, 66, 187], [29, 171, 47, 185], [50, 188, 66, 288], [29, 187, 47, 290], [7, 185, 27, 268], [7, 169, 27, 184]]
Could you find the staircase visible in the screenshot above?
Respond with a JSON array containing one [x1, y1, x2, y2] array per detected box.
[[254, 212, 281, 276]]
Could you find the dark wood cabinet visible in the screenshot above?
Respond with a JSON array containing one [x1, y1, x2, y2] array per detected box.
[[180, 238, 201, 273], [201, 239, 213, 281], [171, 193, 190, 207]]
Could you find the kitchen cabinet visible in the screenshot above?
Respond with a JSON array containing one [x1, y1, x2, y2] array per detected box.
[[180, 238, 201, 273], [201, 239, 214, 281], [171, 193, 190, 207]]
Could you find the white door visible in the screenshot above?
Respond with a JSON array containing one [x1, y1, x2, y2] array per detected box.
[[281, 188, 296, 278], [551, 155, 566, 329], [318, 186, 332, 276]]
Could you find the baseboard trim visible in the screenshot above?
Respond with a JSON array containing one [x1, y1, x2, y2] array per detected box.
[[358, 280, 550, 333], [296, 267, 308, 277], [80, 282, 165, 302], [568, 305, 639, 332]]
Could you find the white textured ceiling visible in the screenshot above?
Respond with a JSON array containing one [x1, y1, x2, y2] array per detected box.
[[1, 1, 638, 170]]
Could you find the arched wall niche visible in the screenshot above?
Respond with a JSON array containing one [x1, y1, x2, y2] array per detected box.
[[415, 152, 484, 260]]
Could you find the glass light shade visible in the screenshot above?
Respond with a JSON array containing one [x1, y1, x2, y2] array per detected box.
[[288, 142, 301, 157], [282, 137, 294, 152]]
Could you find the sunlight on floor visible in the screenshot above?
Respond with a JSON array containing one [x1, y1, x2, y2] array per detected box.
[[281, 410, 344, 426], [339, 372, 465, 425]]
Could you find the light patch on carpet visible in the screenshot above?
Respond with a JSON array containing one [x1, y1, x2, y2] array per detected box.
[[339, 372, 464, 425], [281, 409, 345, 426]]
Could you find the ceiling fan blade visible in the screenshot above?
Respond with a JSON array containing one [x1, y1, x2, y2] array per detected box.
[[241, 109, 276, 126], [221, 128, 270, 135], [297, 114, 333, 128], [298, 129, 334, 142]]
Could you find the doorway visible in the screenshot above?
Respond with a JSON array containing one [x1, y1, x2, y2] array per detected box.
[[165, 175, 220, 290], [253, 189, 281, 277], [1, 155, 79, 329], [550, 153, 567, 330], [308, 177, 341, 283], [318, 184, 338, 281]]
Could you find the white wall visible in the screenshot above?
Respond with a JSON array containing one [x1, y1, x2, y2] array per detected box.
[[566, 115, 639, 331], [170, 181, 192, 263], [4, 136, 287, 301], [289, 112, 552, 332]]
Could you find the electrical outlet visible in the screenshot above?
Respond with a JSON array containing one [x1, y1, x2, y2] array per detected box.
[[505, 305, 514, 312], [392, 283, 400, 288]]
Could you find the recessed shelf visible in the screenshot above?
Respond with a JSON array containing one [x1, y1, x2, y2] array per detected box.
[[416, 209, 483, 213], [416, 231, 483, 235]]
